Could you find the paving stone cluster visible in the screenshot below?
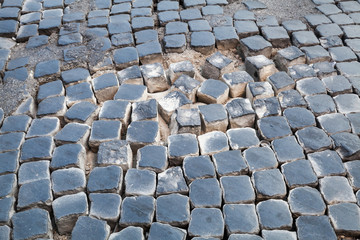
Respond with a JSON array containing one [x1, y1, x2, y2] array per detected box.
[[1, 0, 360, 239]]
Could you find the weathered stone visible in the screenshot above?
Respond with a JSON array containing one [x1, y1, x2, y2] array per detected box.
[[37, 81, 64, 103], [51, 143, 86, 170], [198, 104, 228, 133], [17, 179, 52, 210], [71, 216, 110, 240], [113, 47, 139, 69], [158, 91, 192, 123], [51, 168, 86, 197], [13, 97, 35, 118], [156, 193, 190, 227], [0, 115, 31, 134], [257, 116, 292, 140], [281, 159, 318, 188], [87, 165, 123, 193], [0, 150, 19, 175], [197, 79, 229, 104], [288, 187, 326, 216], [322, 75, 352, 96], [119, 196, 155, 228], [183, 155, 215, 182], [92, 73, 119, 103], [227, 128, 259, 150], [137, 145, 167, 173], [320, 176, 356, 204], [328, 203, 360, 235], [282, 19, 307, 33], [271, 136, 305, 163], [65, 82, 96, 107], [189, 178, 222, 208], [18, 160, 50, 185], [239, 36, 272, 59], [345, 160, 360, 190], [0, 132, 24, 153], [212, 150, 248, 177], [228, 234, 263, 240], [300, 45, 331, 64], [312, 61, 337, 78], [336, 61, 360, 78], [169, 61, 195, 83], [256, 199, 292, 230], [61, 68, 90, 86], [246, 81, 274, 102], [188, 208, 224, 238], [267, 72, 294, 95], [54, 123, 90, 146], [0, 173, 16, 198], [170, 108, 201, 135], [89, 120, 122, 150], [245, 55, 277, 82], [114, 84, 147, 103], [202, 52, 233, 80], [126, 121, 159, 151], [224, 204, 259, 235], [89, 193, 121, 224], [221, 71, 254, 98], [140, 63, 169, 93], [226, 98, 255, 128], [292, 31, 319, 47], [334, 93, 360, 114], [64, 102, 98, 125], [274, 46, 306, 71], [331, 132, 360, 160], [256, 15, 278, 27], [296, 215, 336, 240], [136, 41, 163, 64], [156, 167, 188, 196], [262, 230, 296, 240], [295, 126, 332, 153], [252, 169, 287, 200], [188, 19, 211, 31], [317, 113, 351, 135], [0, 20, 18, 37], [117, 65, 143, 85], [220, 175, 255, 204], [213, 26, 239, 50], [125, 169, 156, 196], [109, 226, 144, 240], [296, 77, 326, 96], [315, 23, 343, 38], [20, 136, 54, 162], [167, 133, 199, 165], [190, 31, 216, 54], [198, 131, 229, 155], [346, 112, 360, 135], [244, 146, 278, 172], [165, 21, 188, 35], [320, 36, 343, 49], [158, 11, 180, 27], [97, 140, 132, 170], [0, 196, 15, 226], [234, 21, 259, 38], [288, 64, 316, 81], [304, 94, 336, 116], [27, 34, 49, 48]]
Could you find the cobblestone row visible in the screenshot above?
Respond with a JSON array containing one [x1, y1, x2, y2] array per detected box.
[[0, 0, 360, 239]]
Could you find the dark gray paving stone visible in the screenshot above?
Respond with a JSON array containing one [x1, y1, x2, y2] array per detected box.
[[119, 196, 155, 228], [189, 178, 222, 208], [211, 148, 246, 177], [114, 84, 147, 102], [134, 29, 158, 45], [148, 222, 186, 240], [92, 73, 119, 103], [132, 17, 154, 32], [202, 51, 232, 80], [71, 216, 110, 240], [316, 3, 341, 15], [0, 115, 31, 133], [334, 93, 360, 114], [304, 94, 336, 116], [111, 3, 131, 14], [165, 21, 188, 36], [89, 193, 121, 224], [88, 120, 122, 150], [18, 160, 50, 185], [262, 230, 296, 240], [253, 97, 281, 118], [345, 160, 360, 190], [51, 168, 86, 197], [109, 226, 144, 240], [296, 215, 336, 240], [172, 75, 200, 101], [51, 143, 85, 170], [240, 35, 272, 59], [271, 136, 305, 164], [288, 64, 316, 81], [20, 136, 54, 162], [39, 17, 62, 33], [108, 21, 132, 35], [317, 113, 351, 135], [156, 193, 190, 226], [65, 101, 98, 124], [183, 155, 215, 182], [244, 146, 277, 172], [198, 104, 228, 133], [220, 175, 255, 204], [0, 224, 10, 240], [257, 116, 292, 141], [342, 25, 360, 39], [0, 20, 18, 37], [0, 173, 16, 198], [12, 208, 52, 240], [292, 31, 319, 48], [158, 11, 180, 26], [320, 176, 356, 204], [336, 61, 360, 78], [125, 169, 156, 196], [188, 19, 211, 31], [54, 123, 90, 146], [261, 26, 290, 48], [183, 0, 206, 8], [278, 90, 306, 110], [111, 33, 134, 47], [281, 159, 318, 188], [163, 34, 186, 53], [132, 0, 153, 8], [58, 33, 83, 46], [213, 26, 239, 50], [349, 12, 360, 24], [288, 187, 326, 216], [169, 60, 195, 83], [315, 23, 343, 38], [282, 19, 307, 33], [300, 45, 330, 64], [267, 71, 295, 95], [188, 208, 224, 238], [227, 128, 259, 151], [97, 140, 132, 171], [226, 98, 255, 128], [312, 61, 337, 78], [321, 75, 352, 96], [88, 10, 109, 18], [126, 121, 159, 150], [52, 192, 88, 234], [113, 47, 139, 69], [0, 150, 19, 175], [88, 165, 123, 193], [234, 20, 259, 39], [167, 133, 198, 165], [99, 101, 131, 131], [295, 127, 332, 153], [245, 55, 277, 82], [198, 131, 229, 155], [136, 40, 163, 64], [34, 59, 60, 78], [157, 167, 188, 196], [190, 31, 215, 54], [329, 46, 357, 62], [332, 132, 360, 160], [6, 57, 28, 71], [256, 199, 292, 230], [140, 63, 169, 93], [228, 234, 263, 240], [171, 108, 201, 135], [197, 79, 229, 104], [3, 67, 28, 82], [3, 0, 24, 8], [223, 204, 259, 235], [0, 132, 24, 153], [37, 80, 64, 102], [256, 15, 278, 27], [0, 196, 15, 225], [328, 202, 360, 235], [346, 112, 360, 135], [17, 179, 52, 210], [252, 169, 287, 200], [22, 0, 42, 13], [14, 97, 36, 118], [117, 65, 143, 85], [357, 190, 360, 206], [296, 77, 326, 96], [43, 0, 63, 8], [85, 27, 109, 37], [59, 22, 80, 35], [65, 82, 96, 107]]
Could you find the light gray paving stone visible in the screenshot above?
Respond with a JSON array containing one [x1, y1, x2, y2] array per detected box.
[[226, 98, 255, 128], [292, 31, 320, 48], [246, 82, 274, 102], [304, 94, 336, 116], [227, 128, 259, 150], [233, 9, 255, 21], [158, 91, 192, 123], [140, 63, 169, 93], [239, 36, 272, 59], [329, 46, 357, 62], [156, 167, 189, 196], [262, 230, 296, 240], [357, 190, 360, 206], [167, 133, 199, 165], [228, 234, 263, 240], [197, 79, 229, 104], [125, 169, 156, 196], [87, 165, 123, 193], [332, 132, 360, 160], [202, 5, 223, 16], [188, 208, 224, 238], [288, 64, 316, 81], [319, 36, 343, 50], [0, 115, 31, 133], [17, 179, 52, 210], [345, 38, 360, 54], [220, 175, 255, 204], [89, 193, 121, 224], [114, 84, 147, 103], [245, 55, 277, 82], [316, 3, 341, 15], [271, 136, 305, 164], [165, 21, 188, 36], [126, 120, 159, 151], [296, 215, 337, 240], [350, 12, 360, 24], [99, 100, 131, 130], [183, 0, 206, 8], [328, 203, 360, 235], [221, 71, 254, 98], [336, 61, 360, 78], [261, 26, 290, 48], [158, 11, 180, 27], [281, 160, 318, 188], [295, 126, 332, 153], [346, 112, 360, 135], [134, 29, 158, 45], [0, 132, 24, 153], [12, 208, 52, 240], [71, 216, 110, 240], [189, 178, 222, 208], [213, 26, 239, 50], [137, 145, 167, 173], [89, 120, 122, 151], [267, 71, 295, 95], [257, 116, 292, 141], [300, 45, 331, 64], [51, 143, 85, 170], [34, 59, 60, 79], [170, 108, 201, 135], [91, 73, 119, 103], [321, 75, 352, 96], [156, 193, 190, 227], [20, 136, 54, 162], [343, 24, 360, 39], [244, 146, 278, 172], [274, 46, 306, 72], [320, 176, 356, 204], [252, 169, 287, 200], [253, 97, 281, 118], [148, 222, 186, 240], [51, 168, 86, 197], [0, 224, 10, 240], [16, 24, 38, 42], [18, 160, 50, 186], [97, 140, 132, 170], [317, 113, 351, 135], [283, 107, 316, 131], [338, 1, 360, 13], [54, 123, 90, 146], [334, 94, 360, 114], [183, 155, 215, 182], [256, 199, 292, 230], [0, 150, 19, 175], [0, 173, 16, 198], [315, 23, 343, 38], [0, 196, 15, 226], [277, 90, 307, 109], [64, 101, 98, 125], [256, 15, 278, 27], [282, 19, 307, 33], [296, 77, 326, 96], [109, 226, 144, 240], [65, 82, 96, 107], [168, 60, 195, 83], [0, 20, 18, 38], [119, 196, 155, 228], [212, 150, 248, 176], [345, 160, 360, 190], [198, 131, 229, 155], [224, 204, 259, 234], [198, 104, 228, 133], [288, 186, 326, 216]]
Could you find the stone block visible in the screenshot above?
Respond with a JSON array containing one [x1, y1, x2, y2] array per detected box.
[[89, 120, 122, 150], [12, 208, 52, 240], [320, 176, 356, 204], [296, 215, 336, 240], [234, 21, 259, 38], [246, 82, 274, 102], [244, 146, 278, 172], [26, 35, 49, 48], [197, 79, 229, 104], [0, 20, 18, 38], [295, 126, 332, 153], [125, 169, 156, 196], [111, 32, 134, 47], [51, 168, 86, 197], [140, 63, 169, 93], [273, 47, 305, 72], [317, 113, 351, 135], [271, 136, 305, 163], [213, 26, 239, 50], [312, 61, 337, 78], [328, 203, 360, 235], [148, 222, 186, 240], [0, 224, 10, 240], [137, 145, 167, 173], [119, 196, 155, 228], [261, 26, 290, 48], [158, 1, 179, 11], [17, 179, 52, 210], [334, 93, 360, 114], [332, 132, 360, 160], [18, 160, 50, 186], [158, 11, 180, 27], [188, 19, 211, 31], [158, 91, 192, 123], [267, 72, 294, 95], [198, 104, 228, 133], [315, 23, 343, 38], [0, 174, 16, 198], [156, 193, 190, 226], [189, 178, 222, 208], [233, 9, 255, 21], [51, 143, 86, 170], [304, 94, 336, 116], [26, 117, 59, 139], [221, 71, 253, 98], [109, 226, 144, 240], [97, 140, 132, 170], [0, 196, 15, 225], [183, 155, 216, 182], [167, 133, 199, 165], [64, 102, 98, 125], [226, 98, 255, 128], [61, 68, 90, 86], [34, 60, 60, 79], [168, 61, 195, 84], [288, 186, 326, 216], [198, 131, 229, 155], [114, 84, 146, 103], [316, 4, 341, 15], [136, 41, 163, 65], [262, 230, 297, 240], [87, 165, 123, 193], [126, 121, 159, 151], [89, 193, 121, 224], [336, 61, 360, 78], [0, 115, 31, 134], [92, 73, 119, 103], [65, 82, 96, 107], [16, 24, 38, 42], [282, 19, 307, 33], [157, 167, 188, 196], [288, 64, 316, 81], [296, 77, 327, 97], [54, 123, 90, 146], [224, 204, 259, 234], [322, 75, 352, 96], [220, 175, 255, 204], [239, 36, 272, 59], [183, 0, 205, 8], [0, 132, 24, 153], [165, 21, 188, 35], [346, 112, 360, 135], [257, 116, 292, 140], [20, 136, 54, 162], [253, 97, 281, 118], [252, 168, 287, 198], [281, 159, 318, 188], [0, 150, 19, 175], [256, 200, 292, 230], [338, 1, 360, 13], [345, 160, 360, 190], [113, 47, 139, 69], [227, 128, 259, 150], [190, 31, 216, 54], [37, 81, 64, 104], [117, 65, 144, 85], [245, 55, 277, 82], [292, 31, 319, 48], [300, 45, 331, 64], [188, 208, 224, 238], [256, 15, 278, 27], [170, 108, 201, 135], [202, 52, 233, 80]]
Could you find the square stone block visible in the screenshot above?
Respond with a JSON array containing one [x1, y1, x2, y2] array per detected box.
[[328, 203, 360, 235], [71, 216, 110, 240], [226, 98, 255, 128], [292, 31, 319, 47], [202, 51, 233, 80], [17, 179, 52, 210], [50, 143, 86, 170], [117, 65, 144, 85], [345, 160, 360, 190], [190, 31, 215, 54], [156, 167, 188, 196], [65, 82, 96, 107], [274, 46, 306, 71], [170, 108, 201, 135], [18, 160, 50, 186], [245, 55, 277, 82], [114, 84, 147, 102], [0, 115, 32, 134], [288, 186, 326, 217], [51, 168, 86, 197], [119, 196, 155, 228], [132, 99, 158, 122], [321, 75, 352, 96], [188, 208, 224, 238], [317, 113, 351, 135], [252, 169, 287, 200], [331, 132, 360, 160], [234, 21, 259, 38], [239, 35, 272, 59], [281, 159, 318, 189], [137, 145, 168, 173], [109, 227, 144, 240], [183, 155, 216, 182], [271, 136, 305, 163], [126, 121, 159, 151], [156, 193, 190, 227], [227, 128, 259, 150], [125, 169, 156, 196], [220, 176, 255, 204], [54, 123, 90, 146], [296, 216, 337, 240], [189, 178, 222, 208], [136, 41, 163, 65], [224, 204, 259, 235], [256, 199, 292, 230], [20, 136, 54, 162], [308, 150, 346, 177], [304, 94, 336, 116], [167, 133, 199, 165], [64, 102, 98, 125], [99, 100, 131, 130], [140, 63, 169, 93], [97, 140, 132, 170], [197, 79, 229, 104], [113, 47, 139, 70], [296, 77, 327, 96], [87, 165, 123, 193], [244, 146, 278, 172], [295, 126, 332, 153], [198, 131, 229, 155], [319, 176, 356, 204], [0, 150, 19, 175], [199, 104, 228, 133], [257, 116, 292, 140], [158, 91, 192, 123]]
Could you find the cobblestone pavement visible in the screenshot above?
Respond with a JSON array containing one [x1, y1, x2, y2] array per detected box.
[[1, 0, 360, 239]]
